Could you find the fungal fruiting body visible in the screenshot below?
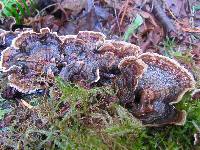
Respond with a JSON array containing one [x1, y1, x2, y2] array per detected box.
[[1, 28, 62, 93], [0, 28, 196, 126], [60, 31, 141, 87], [0, 28, 141, 92], [116, 53, 195, 126]]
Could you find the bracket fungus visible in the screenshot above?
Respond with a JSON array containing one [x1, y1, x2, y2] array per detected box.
[[0, 28, 196, 126], [116, 53, 196, 126], [0, 29, 141, 92], [59, 31, 141, 87], [1, 28, 63, 93], [0, 28, 33, 53]]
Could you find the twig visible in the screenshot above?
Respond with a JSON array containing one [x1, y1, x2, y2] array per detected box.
[[35, 3, 58, 17], [152, 0, 176, 33], [113, 1, 121, 36], [163, 0, 185, 25], [188, 0, 195, 28], [119, 0, 130, 26], [20, 99, 34, 109]]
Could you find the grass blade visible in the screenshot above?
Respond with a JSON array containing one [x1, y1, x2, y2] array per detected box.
[[123, 14, 143, 42]]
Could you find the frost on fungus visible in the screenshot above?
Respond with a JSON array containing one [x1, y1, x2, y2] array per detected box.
[[1, 29, 141, 92], [116, 53, 195, 126], [1, 28, 62, 93], [0, 28, 196, 126], [60, 31, 141, 87]]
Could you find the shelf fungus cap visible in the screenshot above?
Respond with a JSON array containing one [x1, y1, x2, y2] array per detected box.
[[60, 33, 100, 85], [7, 67, 43, 93], [77, 31, 106, 50], [0, 47, 23, 72], [61, 35, 86, 63], [60, 32, 142, 87], [60, 32, 125, 87], [138, 53, 195, 104], [116, 53, 195, 126], [98, 41, 142, 75], [0, 28, 62, 93], [98, 40, 142, 58], [117, 56, 147, 94]]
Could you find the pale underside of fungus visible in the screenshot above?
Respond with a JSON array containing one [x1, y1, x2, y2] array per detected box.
[[0, 28, 196, 126]]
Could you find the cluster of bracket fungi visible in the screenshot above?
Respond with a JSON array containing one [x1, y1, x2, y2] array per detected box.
[[0, 28, 196, 126]]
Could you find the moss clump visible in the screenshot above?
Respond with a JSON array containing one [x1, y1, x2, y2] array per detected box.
[[0, 77, 144, 149], [0, 77, 199, 149]]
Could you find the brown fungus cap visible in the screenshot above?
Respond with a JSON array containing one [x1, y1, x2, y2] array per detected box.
[[97, 41, 142, 85], [7, 67, 43, 93], [1, 28, 62, 93], [98, 40, 141, 58], [61, 35, 86, 63], [0, 28, 32, 53], [1, 30, 115, 92], [138, 53, 195, 104], [60, 31, 104, 86], [116, 53, 195, 126], [1, 30, 114, 91], [77, 31, 106, 50], [60, 33, 96, 85], [60, 31, 141, 87], [116, 56, 147, 105], [0, 47, 24, 72]]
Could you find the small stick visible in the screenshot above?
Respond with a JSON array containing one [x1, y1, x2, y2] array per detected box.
[[113, 1, 121, 36], [163, 0, 184, 25], [119, 0, 130, 26], [152, 0, 176, 33], [20, 99, 33, 109], [35, 3, 58, 17]]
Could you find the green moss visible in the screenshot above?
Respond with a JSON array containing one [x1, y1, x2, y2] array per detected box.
[[1, 77, 200, 149], [133, 93, 200, 150]]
